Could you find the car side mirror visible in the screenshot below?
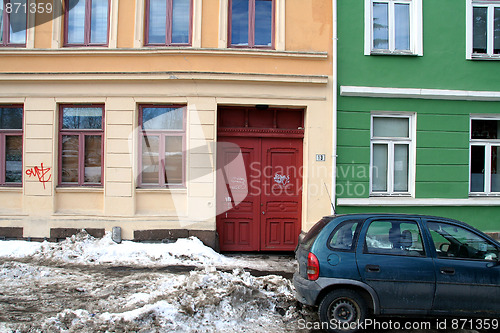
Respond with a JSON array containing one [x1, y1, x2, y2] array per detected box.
[[486, 252, 500, 267]]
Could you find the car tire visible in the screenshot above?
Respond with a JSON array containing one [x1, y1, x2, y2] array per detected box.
[[318, 289, 367, 333]]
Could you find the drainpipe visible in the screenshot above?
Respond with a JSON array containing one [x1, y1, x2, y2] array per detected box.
[[331, 0, 338, 215]]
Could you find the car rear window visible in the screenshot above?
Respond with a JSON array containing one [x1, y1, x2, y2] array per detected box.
[[327, 220, 361, 252], [301, 217, 332, 250]]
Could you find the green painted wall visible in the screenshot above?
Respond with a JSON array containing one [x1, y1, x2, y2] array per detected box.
[[336, 1, 500, 231], [337, 0, 500, 90]]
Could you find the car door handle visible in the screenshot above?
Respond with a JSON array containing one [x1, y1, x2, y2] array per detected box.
[[440, 267, 455, 275], [365, 264, 380, 273]]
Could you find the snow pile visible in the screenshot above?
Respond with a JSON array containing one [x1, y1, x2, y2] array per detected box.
[[8, 267, 308, 333], [0, 230, 233, 268], [0, 239, 41, 258], [0, 230, 297, 273]]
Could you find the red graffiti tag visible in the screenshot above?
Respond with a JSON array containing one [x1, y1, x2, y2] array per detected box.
[[26, 163, 51, 189]]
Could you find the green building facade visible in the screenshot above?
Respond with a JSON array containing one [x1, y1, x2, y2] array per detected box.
[[336, 0, 500, 233]]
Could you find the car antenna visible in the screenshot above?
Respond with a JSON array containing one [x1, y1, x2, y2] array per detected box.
[[324, 182, 336, 215]]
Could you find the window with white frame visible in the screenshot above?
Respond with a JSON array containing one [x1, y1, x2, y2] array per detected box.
[[467, 1, 500, 59], [470, 117, 500, 195], [365, 0, 422, 55], [371, 114, 414, 195]]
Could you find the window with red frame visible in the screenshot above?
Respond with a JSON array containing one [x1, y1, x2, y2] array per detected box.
[[139, 105, 185, 187], [145, 0, 192, 46], [64, 0, 109, 46], [0, 106, 23, 186], [1, 0, 27, 47], [229, 0, 274, 48], [59, 105, 104, 186]]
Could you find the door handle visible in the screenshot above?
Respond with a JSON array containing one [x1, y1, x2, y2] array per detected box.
[[440, 267, 455, 275], [365, 264, 380, 273]]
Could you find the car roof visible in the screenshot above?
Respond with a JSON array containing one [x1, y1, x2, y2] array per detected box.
[[325, 213, 472, 228]]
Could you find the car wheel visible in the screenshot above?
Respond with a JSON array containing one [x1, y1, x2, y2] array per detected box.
[[318, 289, 367, 333]]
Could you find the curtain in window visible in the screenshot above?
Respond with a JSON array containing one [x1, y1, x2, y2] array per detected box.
[[372, 144, 388, 192], [394, 144, 409, 192], [148, 0, 167, 44], [373, 117, 409, 138], [373, 2, 388, 49], [5, 136, 22, 183], [394, 3, 410, 50], [90, 0, 109, 44], [67, 0, 86, 44], [172, 0, 190, 44]]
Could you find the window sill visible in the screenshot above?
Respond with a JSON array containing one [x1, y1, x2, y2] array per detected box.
[[369, 50, 420, 56], [0, 46, 27, 50], [136, 187, 187, 194], [469, 193, 500, 197], [370, 193, 412, 197], [0, 47, 328, 59], [0, 186, 23, 192], [470, 54, 500, 61], [56, 187, 104, 193], [338, 197, 500, 206]]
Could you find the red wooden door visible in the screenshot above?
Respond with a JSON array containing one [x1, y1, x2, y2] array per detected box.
[[216, 137, 302, 251], [261, 138, 303, 251], [216, 137, 261, 251]]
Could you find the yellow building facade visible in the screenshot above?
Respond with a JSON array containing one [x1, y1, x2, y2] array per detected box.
[[0, 0, 334, 251]]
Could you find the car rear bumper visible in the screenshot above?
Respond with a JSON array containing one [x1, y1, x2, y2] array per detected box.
[[293, 272, 322, 306]]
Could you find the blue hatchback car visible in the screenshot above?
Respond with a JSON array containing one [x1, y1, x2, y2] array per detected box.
[[293, 214, 500, 332]]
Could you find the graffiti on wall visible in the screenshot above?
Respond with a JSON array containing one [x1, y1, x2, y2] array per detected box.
[[26, 163, 51, 189]]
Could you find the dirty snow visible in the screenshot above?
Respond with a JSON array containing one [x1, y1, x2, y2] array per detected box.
[[0, 231, 313, 332], [0, 231, 479, 333]]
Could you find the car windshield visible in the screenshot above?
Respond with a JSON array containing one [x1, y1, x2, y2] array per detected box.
[[301, 217, 331, 250]]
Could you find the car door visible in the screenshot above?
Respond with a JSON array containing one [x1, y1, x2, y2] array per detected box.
[[424, 219, 500, 315], [356, 217, 436, 314]]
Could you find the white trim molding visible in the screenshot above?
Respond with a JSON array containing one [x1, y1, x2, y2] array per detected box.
[[218, 0, 229, 48], [26, 0, 36, 49], [338, 197, 500, 206], [341, 85, 500, 101], [134, 0, 146, 48]]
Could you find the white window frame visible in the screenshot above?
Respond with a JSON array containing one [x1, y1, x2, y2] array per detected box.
[[364, 0, 423, 56], [466, 0, 500, 59], [370, 112, 416, 196], [469, 115, 500, 196]]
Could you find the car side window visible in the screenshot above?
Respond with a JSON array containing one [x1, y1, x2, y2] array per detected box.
[[328, 221, 359, 251], [364, 220, 425, 256], [428, 221, 499, 261]]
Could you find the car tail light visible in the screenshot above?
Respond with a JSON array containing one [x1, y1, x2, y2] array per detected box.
[[307, 252, 320, 281]]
